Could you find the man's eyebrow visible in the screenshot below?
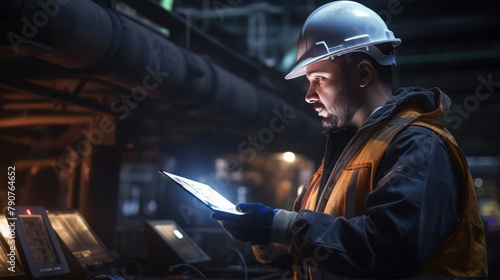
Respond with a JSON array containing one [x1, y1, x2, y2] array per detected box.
[[306, 71, 328, 78]]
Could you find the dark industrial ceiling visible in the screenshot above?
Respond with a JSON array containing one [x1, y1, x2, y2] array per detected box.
[[1, 0, 499, 169]]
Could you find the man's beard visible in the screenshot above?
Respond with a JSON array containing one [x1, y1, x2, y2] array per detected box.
[[321, 114, 342, 133], [320, 88, 359, 134], [321, 109, 353, 134]]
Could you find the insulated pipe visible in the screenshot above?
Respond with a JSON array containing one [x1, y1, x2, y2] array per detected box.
[[1, 0, 322, 140]]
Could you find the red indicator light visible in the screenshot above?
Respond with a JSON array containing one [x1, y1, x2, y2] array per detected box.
[[26, 209, 32, 215]]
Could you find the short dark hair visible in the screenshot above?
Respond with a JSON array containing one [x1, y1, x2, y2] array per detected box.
[[339, 44, 394, 88]]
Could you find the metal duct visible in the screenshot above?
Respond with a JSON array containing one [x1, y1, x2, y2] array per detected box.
[[1, 0, 323, 143]]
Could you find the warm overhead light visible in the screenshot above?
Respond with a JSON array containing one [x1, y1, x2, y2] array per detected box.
[[283, 152, 296, 163]]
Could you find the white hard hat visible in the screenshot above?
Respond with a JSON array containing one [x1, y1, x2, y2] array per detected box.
[[285, 1, 401, 80]]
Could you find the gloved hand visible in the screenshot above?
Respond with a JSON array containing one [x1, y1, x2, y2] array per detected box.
[[211, 203, 278, 244]]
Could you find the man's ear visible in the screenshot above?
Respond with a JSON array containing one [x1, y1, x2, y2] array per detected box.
[[356, 59, 373, 88]]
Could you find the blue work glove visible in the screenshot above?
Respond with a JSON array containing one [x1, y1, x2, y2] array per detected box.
[[211, 203, 278, 245]]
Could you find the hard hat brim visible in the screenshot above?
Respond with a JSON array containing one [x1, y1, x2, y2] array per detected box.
[[285, 39, 401, 80], [284, 52, 332, 80]]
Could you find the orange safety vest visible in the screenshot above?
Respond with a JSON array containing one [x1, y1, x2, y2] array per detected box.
[[301, 96, 488, 277]]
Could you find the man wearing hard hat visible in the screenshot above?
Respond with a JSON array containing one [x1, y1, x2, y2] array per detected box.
[[212, 1, 488, 279]]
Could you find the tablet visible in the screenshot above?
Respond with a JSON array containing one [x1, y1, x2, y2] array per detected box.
[[159, 170, 243, 215]]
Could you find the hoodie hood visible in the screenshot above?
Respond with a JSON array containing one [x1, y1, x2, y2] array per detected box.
[[362, 87, 451, 131]]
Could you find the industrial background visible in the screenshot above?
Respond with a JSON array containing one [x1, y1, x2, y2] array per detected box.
[[0, 0, 499, 278]]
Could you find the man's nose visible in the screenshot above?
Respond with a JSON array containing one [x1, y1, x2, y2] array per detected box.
[[305, 84, 318, 104]]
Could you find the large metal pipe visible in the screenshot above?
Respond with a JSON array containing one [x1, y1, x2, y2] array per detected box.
[[1, 0, 323, 140]]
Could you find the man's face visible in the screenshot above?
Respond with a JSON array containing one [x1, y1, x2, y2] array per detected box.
[[304, 58, 361, 132]]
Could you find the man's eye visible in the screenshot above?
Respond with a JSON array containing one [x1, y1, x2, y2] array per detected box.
[[315, 77, 325, 82]]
